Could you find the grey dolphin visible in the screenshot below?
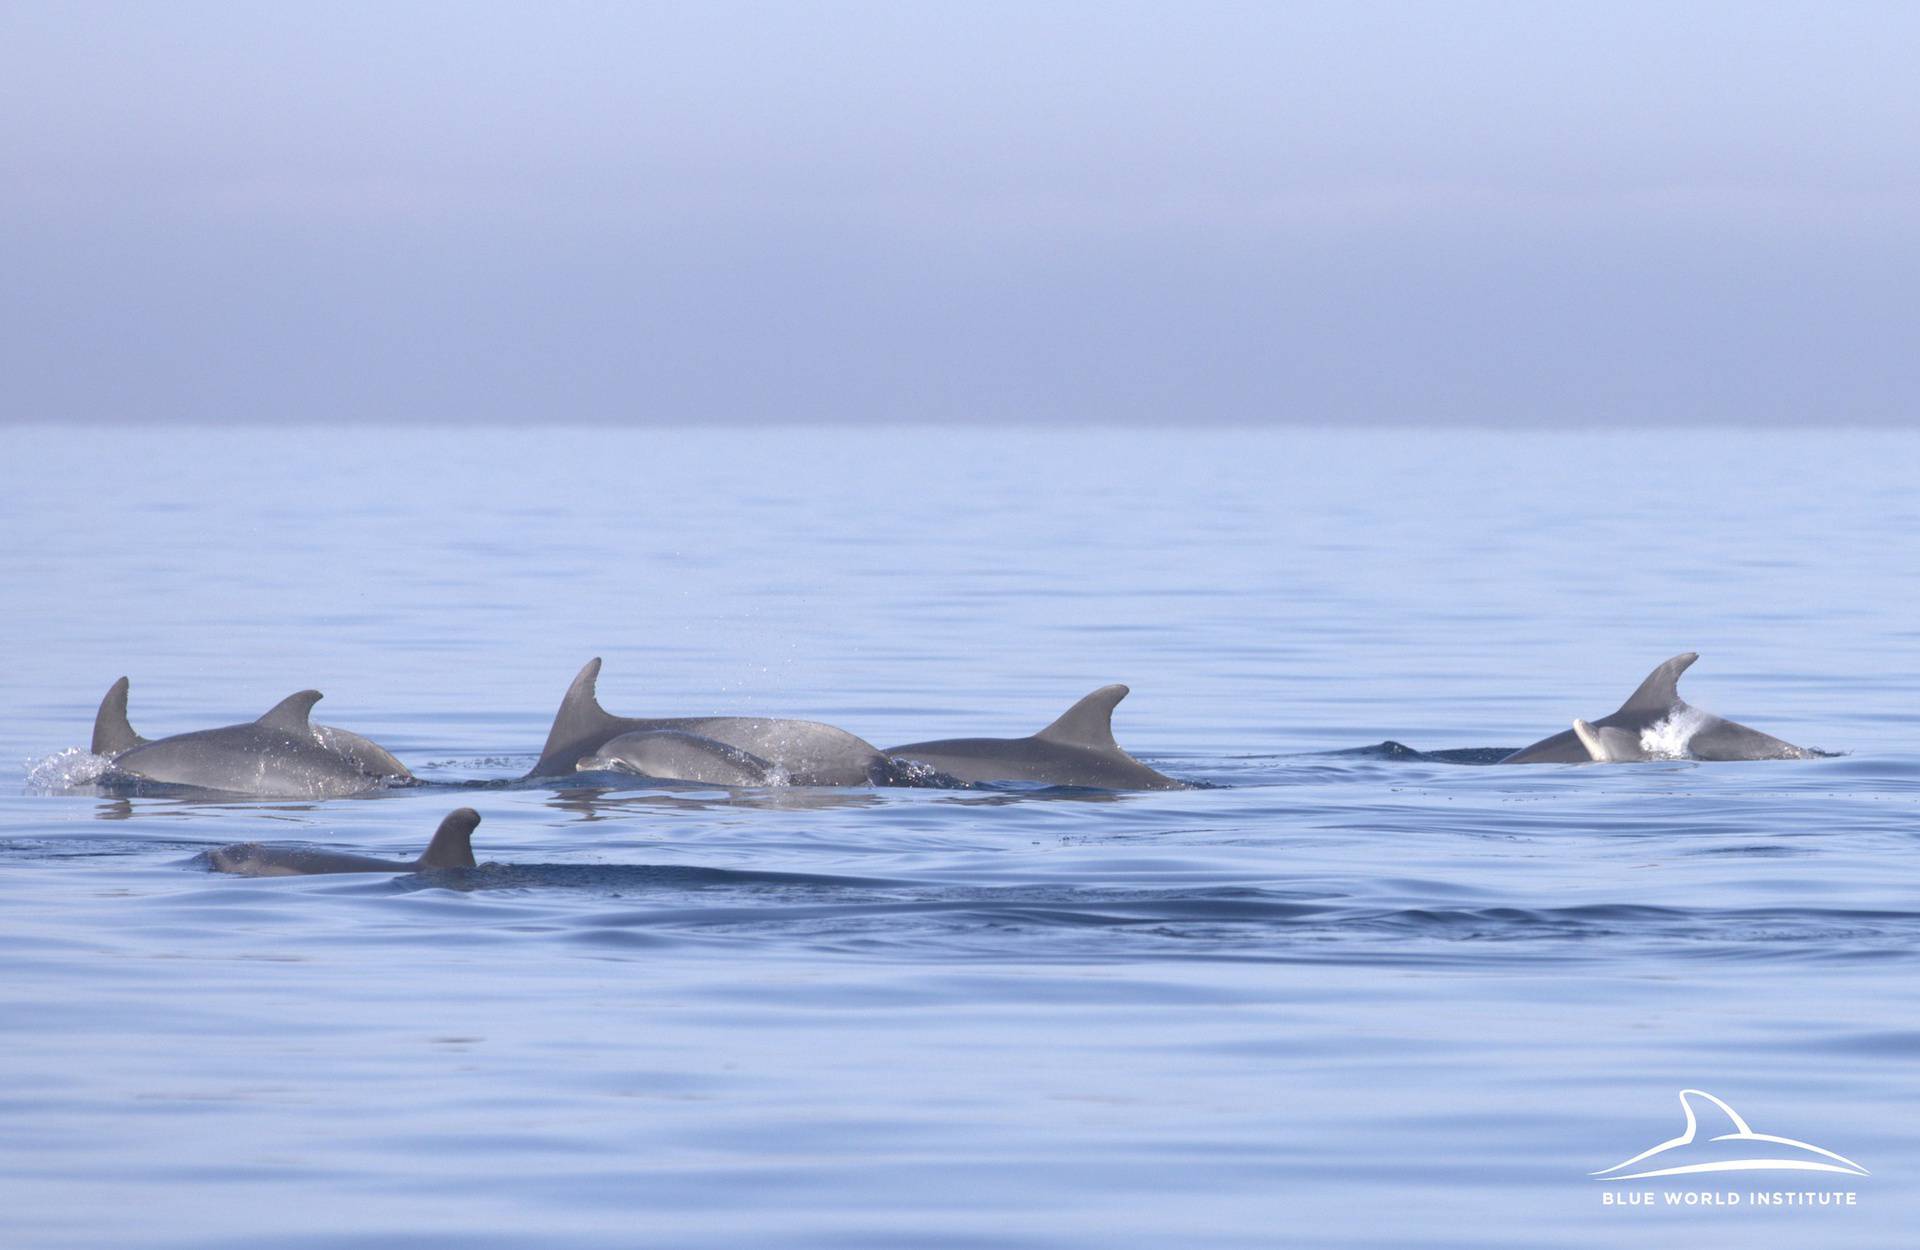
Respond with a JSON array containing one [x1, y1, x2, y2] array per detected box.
[[206, 808, 480, 876], [101, 685, 412, 797], [1502, 653, 1815, 764], [579, 729, 786, 787], [93, 676, 413, 782], [527, 658, 898, 786], [885, 685, 1188, 790]]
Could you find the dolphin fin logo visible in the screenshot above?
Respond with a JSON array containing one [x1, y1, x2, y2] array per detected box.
[[1593, 1090, 1868, 1181]]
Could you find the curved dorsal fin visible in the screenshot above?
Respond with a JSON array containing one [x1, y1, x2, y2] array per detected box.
[[538, 658, 618, 760], [1677, 1088, 1753, 1139], [257, 690, 323, 735], [1616, 653, 1698, 715], [92, 676, 147, 755], [417, 808, 480, 869], [1034, 684, 1129, 750]]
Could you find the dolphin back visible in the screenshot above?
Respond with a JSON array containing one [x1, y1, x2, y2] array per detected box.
[[105, 688, 407, 798], [1504, 653, 1815, 764], [205, 844, 413, 876], [582, 730, 785, 786], [208, 808, 481, 876], [1684, 718, 1814, 761], [887, 684, 1186, 790], [313, 725, 414, 781]]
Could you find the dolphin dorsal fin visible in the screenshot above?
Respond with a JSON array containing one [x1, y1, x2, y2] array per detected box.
[[1616, 653, 1699, 715], [1034, 685, 1129, 750], [538, 658, 619, 759], [257, 690, 323, 735], [92, 676, 147, 755], [417, 808, 480, 869], [1677, 1089, 1753, 1139]]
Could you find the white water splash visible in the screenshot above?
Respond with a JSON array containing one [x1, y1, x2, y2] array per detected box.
[[1640, 706, 1712, 759], [24, 747, 112, 792]]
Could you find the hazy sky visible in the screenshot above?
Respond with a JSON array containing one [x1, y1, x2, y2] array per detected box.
[[4, 2, 1915, 425]]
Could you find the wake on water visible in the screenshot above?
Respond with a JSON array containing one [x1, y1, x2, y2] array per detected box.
[[24, 747, 111, 791]]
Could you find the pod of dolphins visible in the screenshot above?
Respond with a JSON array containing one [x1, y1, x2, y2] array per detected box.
[[68, 651, 1820, 876], [83, 651, 1818, 800]]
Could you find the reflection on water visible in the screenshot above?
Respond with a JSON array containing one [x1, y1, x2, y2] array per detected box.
[[542, 780, 895, 820]]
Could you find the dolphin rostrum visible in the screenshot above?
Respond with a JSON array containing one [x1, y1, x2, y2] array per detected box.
[[96, 678, 413, 797], [885, 685, 1188, 790], [206, 808, 481, 876], [1502, 653, 1815, 764], [579, 729, 787, 787], [529, 658, 902, 786]]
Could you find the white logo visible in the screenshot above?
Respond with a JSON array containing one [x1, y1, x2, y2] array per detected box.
[[1593, 1089, 1869, 1181]]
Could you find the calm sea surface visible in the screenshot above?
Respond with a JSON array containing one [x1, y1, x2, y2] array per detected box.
[[2, 425, 1917, 1248]]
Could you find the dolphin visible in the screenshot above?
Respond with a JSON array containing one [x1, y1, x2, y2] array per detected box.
[[206, 808, 481, 876], [1592, 1089, 1867, 1181], [526, 658, 903, 786], [93, 676, 413, 782], [884, 685, 1188, 790], [1501, 653, 1815, 764], [579, 729, 787, 787], [97, 681, 413, 798]]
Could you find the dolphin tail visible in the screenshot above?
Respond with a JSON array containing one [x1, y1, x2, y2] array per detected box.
[[1615, 653, 1699, 715], [534, 658, 619, 770], [1034, 685, 1130, 751], [92, 676, 146, 755], [417, 808, 480, 869]]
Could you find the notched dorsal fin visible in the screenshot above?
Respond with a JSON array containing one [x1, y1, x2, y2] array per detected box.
[[1616, 653, 1698, 715], [257, 690, 323, 734], [539, 658, 619, 758], [1034, 684, 1129, 750], [417, 807, 480, 869], [92, 676, 146, 755]]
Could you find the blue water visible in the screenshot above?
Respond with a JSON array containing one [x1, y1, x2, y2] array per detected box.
[[3, 426, 1918, 1248]]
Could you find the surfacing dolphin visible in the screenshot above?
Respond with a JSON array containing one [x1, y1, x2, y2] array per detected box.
[[205, 808, 480, 876], [94, 677, 414, 797], [93, 676, 413, 781], [1502, 653, 1815, 764], [885, 685, 1189, 790], [529, 658, 904, 786]]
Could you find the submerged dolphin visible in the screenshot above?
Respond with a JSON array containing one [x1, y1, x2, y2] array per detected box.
[[1592, 1089, 1867, 1181], [206, 808, 480, 876], [885, 685, 1188, 790], [579, 729, 786, 787], [95, 678, 413, 797], [1502, 653, 1814, 764], [529, 658, 900, 786]]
